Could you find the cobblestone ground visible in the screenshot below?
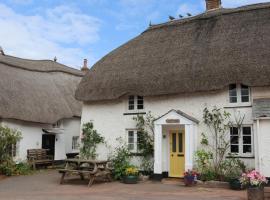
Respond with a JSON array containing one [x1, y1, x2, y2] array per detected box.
[[0, 170, 246, 200]]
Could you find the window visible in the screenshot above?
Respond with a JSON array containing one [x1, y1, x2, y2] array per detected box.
[[72, 136, 80, 150], [127, 130, 141, 152], [229, 84, 250, 103], [128, 96, 144, 111], [230, 126, 253, 156], [8, 142, 18, 157]]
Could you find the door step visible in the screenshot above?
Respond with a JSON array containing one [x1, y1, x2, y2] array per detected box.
[[161, 178, 185, 185]]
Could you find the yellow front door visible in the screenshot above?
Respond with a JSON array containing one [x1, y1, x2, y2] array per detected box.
[[169, 130, 185, 177]]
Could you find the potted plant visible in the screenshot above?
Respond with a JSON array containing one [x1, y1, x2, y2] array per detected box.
[[123, 166, 139, 184], [240, 170, 268, 200], [183, 170, 198, 186]]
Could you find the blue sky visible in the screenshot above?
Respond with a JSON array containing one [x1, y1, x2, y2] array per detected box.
[[0, 0, 269, 69]]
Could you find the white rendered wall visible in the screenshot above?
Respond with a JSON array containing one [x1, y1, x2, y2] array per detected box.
[[81, 87, 257, 171], [1, 118, 81, 162]]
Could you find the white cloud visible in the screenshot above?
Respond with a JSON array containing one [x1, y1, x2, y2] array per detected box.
[[0, 3, 101, 68]]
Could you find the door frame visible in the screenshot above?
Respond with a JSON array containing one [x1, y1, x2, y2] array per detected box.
[[168, 129, 185, 178]]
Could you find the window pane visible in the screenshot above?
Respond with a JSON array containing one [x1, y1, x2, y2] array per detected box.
[[128, 144, 134, 150], [178, 133, 183, 153], [241, 84, 249, 102], [172, 133, 176, 152], [128, 131, 134, 150], [231, 145, 239, 153], [230, 127, 238, 135], [137, 96, 144, 110], [243, 127, 251, 135], [230, 136, 239, 144], [243, 145, 252, 153], [243, 136, 251, 144], [241, 96, 249, 102], [229, 84, 237, 103], [128, 96, 135, 110]]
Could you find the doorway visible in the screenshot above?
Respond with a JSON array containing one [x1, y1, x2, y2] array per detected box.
[[42, 134, 55, 158], [169, 130, 185, 177]]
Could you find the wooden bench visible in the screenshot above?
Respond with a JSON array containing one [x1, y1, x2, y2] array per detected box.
[[27, 149, 54, 170]]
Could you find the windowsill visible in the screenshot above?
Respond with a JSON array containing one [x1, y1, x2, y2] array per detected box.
[[123, 111, 146, 115], [226, 155, 254, 159], [224, 102, 252, 108]]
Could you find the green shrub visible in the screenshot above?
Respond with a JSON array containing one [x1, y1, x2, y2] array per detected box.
[[109, 138, 131, 180], [0, 161, 32, 176]]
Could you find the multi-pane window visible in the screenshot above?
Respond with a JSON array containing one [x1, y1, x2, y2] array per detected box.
[[230, 126, 253, 156], [128, 96, 144, 110], [127, 130, 141, 152], [72, 136, 80, 150], [229, 84, 250, 103], [8, 142, 17, 157]]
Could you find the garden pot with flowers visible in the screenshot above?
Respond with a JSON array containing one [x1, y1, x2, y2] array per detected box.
[[123, 166, 139, 184], [240, 170, 268, 200], [183, 170, 198, 186]]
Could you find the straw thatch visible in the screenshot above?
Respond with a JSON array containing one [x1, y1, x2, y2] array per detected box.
[[0, 55, 83, 124], [76, 2, 270, 102]]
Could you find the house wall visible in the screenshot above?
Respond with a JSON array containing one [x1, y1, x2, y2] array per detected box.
[[81, 87, 259, 170], [1, 118, 81, 162]]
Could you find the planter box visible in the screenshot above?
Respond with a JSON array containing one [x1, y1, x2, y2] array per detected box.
[[197, 180, 230, 189], [123, 176, 138, 184], [247, 187, 264, 200]]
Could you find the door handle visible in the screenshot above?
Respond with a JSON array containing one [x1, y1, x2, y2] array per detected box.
[[171, 154, 173, 157]]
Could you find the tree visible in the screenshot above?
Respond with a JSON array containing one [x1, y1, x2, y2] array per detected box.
[[80, 122, 104, 159]]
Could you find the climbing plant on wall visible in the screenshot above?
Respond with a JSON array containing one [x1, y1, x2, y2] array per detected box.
[[80, 122, 104, 159]]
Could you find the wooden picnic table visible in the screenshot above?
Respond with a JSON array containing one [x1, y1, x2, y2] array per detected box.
[[59, 159, 112, 187]]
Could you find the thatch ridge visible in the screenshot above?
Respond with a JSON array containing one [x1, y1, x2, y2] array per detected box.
[[76, 2, 270, 102], [0, 54, 82, 124], [0, 54, 84, 76]]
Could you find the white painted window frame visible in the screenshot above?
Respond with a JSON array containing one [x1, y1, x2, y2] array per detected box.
[[127, 129, 140, 153], [72, 136, 80, 150], [230, 125, 254, 157], [228, 84, 251, 105], [127, 96, 144, 112]]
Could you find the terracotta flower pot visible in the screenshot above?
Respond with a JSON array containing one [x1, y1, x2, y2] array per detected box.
[[247, 187, 264, 200]]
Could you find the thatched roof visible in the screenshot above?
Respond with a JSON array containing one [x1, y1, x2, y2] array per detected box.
[[76, 2, 270, 102], [0, 54, 84, 124]]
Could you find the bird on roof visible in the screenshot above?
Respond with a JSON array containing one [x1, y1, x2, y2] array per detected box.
[[179, 14, 183, 18], [187, 13, 192, 17], [169, 16, 175, 20], [54, 56, 57, 62]]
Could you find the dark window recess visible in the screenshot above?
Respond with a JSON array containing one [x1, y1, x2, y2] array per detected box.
[[178, 133, 183, 153], [241, 84, 249, 102], [231, 145, 239, 153], [230, 127, 239, 153], [172, 133, 176, 152], [137, 131, 142, 151], [128, 96, 135, 110], [229, 84, 237, 103], [137, 96, 144, 110]]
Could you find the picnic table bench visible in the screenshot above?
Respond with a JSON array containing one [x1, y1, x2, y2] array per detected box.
[[58, 159, 112, 187], [27, 149, 54, 170]]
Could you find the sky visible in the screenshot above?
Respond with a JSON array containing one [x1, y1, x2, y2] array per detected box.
[[0, 0, 269, 69]]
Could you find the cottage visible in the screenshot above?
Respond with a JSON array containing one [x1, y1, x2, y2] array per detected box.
[[75, 0, 270, 179], [0, 52, 86, 162]]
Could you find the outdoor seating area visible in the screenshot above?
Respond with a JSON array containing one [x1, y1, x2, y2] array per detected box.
[[27, 149, 54, 170], [59, 159, 112, 187]]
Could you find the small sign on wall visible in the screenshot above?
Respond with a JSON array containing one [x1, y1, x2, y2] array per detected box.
[[166, 119, 180, 123]]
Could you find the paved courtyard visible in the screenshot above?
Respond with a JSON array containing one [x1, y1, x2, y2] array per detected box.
[[0, 170, 246, 200]]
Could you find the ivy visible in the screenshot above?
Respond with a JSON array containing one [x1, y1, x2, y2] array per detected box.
[[80, 122, 104, 159]]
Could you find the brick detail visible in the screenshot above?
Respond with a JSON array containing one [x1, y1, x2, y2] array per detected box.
[[206, 0, 221, 11]]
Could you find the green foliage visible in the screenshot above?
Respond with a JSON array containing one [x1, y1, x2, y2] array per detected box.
[[202, 107, 232, 176], [133, 112, 155, 171], [0, 161, 32, 176], [0, 126, 22, 163], [80, 122, 104, 159], [109, 138, 131, 180], [140, 157, 154, 175], [195, 107, 246, 182]]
